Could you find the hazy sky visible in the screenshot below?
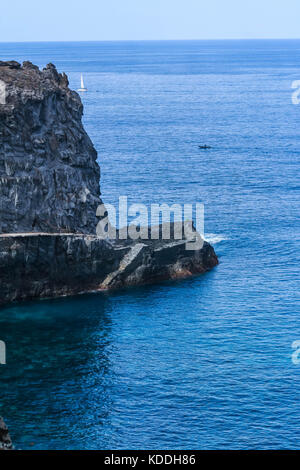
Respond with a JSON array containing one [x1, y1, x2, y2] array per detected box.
[[0, 0, 299, 42]]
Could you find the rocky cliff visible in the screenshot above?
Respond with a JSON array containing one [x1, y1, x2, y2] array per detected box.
[[0, 61, 101, 234], [0, 61, 218, 306], [0, 230, 218, 305]]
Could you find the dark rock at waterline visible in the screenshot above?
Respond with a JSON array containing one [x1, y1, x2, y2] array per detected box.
[[0, 418, 13, 450], [0, 227, 218, 306]]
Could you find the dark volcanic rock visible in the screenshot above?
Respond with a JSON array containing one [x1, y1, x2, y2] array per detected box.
[[0, 61, 21, 69], [0, 228, 218, 306], [0, 61, 101, 234], [0, 60, 218, 306], [0, 233, 125, 304], [0, 417, 13, 450]]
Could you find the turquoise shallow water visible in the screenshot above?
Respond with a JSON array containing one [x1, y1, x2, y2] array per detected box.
[[0, 40, 300, 449]]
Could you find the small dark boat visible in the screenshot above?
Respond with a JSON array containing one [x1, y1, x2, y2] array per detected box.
[[198, 145, 212, 149]]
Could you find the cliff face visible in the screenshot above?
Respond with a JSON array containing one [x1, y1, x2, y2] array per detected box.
[[0, 61, 101, 234], [0, 60, 218, 306], [0, 231, 218, 306]]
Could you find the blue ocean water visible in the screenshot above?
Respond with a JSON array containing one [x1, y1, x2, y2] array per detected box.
[[0, 40, 300, 450]]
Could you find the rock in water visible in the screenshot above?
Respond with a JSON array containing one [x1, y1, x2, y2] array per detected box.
[[0, 417, 13, 450], [0, 61, 101, 234], [0, 61, 218, 305]]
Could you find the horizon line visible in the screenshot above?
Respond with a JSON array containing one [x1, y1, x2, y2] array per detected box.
[[1, 37, 300, 44]]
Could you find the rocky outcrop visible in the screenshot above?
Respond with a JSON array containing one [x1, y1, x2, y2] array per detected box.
[[0, 417, 13, 450], [0, 61, 218, 306], [0, 61, 101, 234], [0, 228, 218, 306]]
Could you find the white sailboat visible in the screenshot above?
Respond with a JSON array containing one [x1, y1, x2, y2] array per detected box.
[[77, 74, 87, 92]]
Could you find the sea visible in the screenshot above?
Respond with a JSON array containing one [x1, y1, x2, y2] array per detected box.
[[0, 40, 299, 450]]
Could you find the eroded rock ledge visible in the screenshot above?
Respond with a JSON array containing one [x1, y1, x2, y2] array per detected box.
[[0, 61, 218, 306], [0, 228, 218, 306]]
